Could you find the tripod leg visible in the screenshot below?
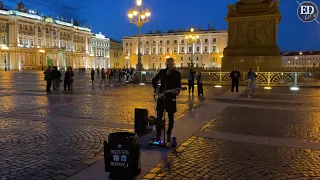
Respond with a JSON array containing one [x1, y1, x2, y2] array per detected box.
[[163, 111, 166, 145]]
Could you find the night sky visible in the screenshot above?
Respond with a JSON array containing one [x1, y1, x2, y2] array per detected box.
[[3, 0, 320, 51]]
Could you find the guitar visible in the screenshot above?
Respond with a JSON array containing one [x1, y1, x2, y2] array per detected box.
[[154, 87, 187, 100]]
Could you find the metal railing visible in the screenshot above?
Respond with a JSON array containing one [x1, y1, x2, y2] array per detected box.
[[135, 71, 320, 86]]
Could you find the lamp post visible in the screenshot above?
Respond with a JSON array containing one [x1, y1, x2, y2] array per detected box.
[[185, 28, 199, 68], [1, 46, 9, 71], [39, 49, 45, 70], [127, 0, 151, 71]]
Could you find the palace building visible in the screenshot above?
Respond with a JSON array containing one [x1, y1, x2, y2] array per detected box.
[[122, 28, 228, 70], [282, 51, 320, 69], [91, 32, 110, 69], [0, 1, 93, 70]]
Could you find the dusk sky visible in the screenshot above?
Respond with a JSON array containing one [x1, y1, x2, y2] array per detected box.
[[3, 0, 320, 51]]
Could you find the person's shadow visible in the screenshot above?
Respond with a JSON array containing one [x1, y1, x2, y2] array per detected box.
[[188, 95, 194, 111]]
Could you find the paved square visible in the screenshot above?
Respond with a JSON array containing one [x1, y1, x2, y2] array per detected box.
[[202, 106, 320, 142], [0, 71, 223, 180], [145, 137, 320, 180]]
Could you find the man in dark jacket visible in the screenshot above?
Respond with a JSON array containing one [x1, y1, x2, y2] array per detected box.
[[230, 67, 241, 93], [152, 58, 181, 142], [51, 66, 61, 93], [44, 66, 52, 93]]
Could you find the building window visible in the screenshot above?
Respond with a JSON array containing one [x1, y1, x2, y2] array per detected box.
[[181, 63, 183, 67], [160, 63, 162, 68], [46, 28, 49, 33], [130, 43, 132, 46], [38, 39, 41, 46], [146, 41, 149, 45], [181, 57, 183, 60], [197, 47, 200, 52], [126, 49, 128, 54], [205, 46, 208, 52], [19, 24, 22, 30], [182, 47, 185, 53], [212, 46, 216, 51], [181, 40, 184, 44], [30, 26, 33, 31], [204, 39, 208, 43], [159, 48, 162, 54], [212, 38, 216, 43], [125, 43, 128, 46], [174, 40, 177, 44], [196, 57, 199, 60], [25, 25, 27, 30], [2, 35, 6, 44], [153, 41, 156, 44], [167, 47, 170, 53], [153, 48, 156, 54], [167, 40, 170, 44], [174, 47, 177, 53], [188, 47, 192, 53], [160, 40, 162, 44], [146, 48, 149, 54]]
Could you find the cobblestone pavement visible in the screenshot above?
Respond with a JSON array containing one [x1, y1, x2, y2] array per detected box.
[[201, 106, 320, 142], [0, 71, 224, 180], [143, 137, 320, 180], [0, 118, 131, 180]]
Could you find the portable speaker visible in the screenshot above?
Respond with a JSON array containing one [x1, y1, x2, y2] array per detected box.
[[134, 108, 148, 134]]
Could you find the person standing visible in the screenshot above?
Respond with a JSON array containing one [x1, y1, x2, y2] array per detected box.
[[152, 58, 181, 143], [100, 68, 107, 87], [247, 68, 257, 97], [51, 66, 61, 93], [196, 71, 204, 96], [188, 69, 195, 95], [64, 67, 74, 91], [91, 68, 95, 83], [44, 66, 52, 93], [230, 67, 241, 93]]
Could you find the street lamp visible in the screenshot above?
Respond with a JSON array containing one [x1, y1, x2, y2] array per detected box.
[[1, 46, 9, 71], [185, 28, 200, 68], [39, 49, 45, 70], [127, 0, 151, 71]]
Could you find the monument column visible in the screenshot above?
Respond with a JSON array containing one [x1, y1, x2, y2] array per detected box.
[[222, 0, 282, 71]]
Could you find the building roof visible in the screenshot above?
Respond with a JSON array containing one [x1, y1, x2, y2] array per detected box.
[[0, 1, 91, 32], [123, 28, 227, 39], [282, 51, 320, 56]]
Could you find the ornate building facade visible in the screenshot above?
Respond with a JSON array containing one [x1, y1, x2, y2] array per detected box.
[[282, 51, 320, 69], [110, 39, 124, 68], [0, 1, 93, 70], [92, 32, 110, 69], [122, 29, 228, 70]]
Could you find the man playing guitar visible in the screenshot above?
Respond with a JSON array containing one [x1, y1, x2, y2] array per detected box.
[[152, 58, 181, 143]]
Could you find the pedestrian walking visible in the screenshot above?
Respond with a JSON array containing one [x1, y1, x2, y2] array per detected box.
[[100, 68, 107, 87], [188, 69, 195, 95], [196, 71, 204, 96], [247, 68, 257, 98], [44, 66, 52, 93], [230, 67, 241, 93], [91, 68, 95, 83], [51, 66, 61, 93]]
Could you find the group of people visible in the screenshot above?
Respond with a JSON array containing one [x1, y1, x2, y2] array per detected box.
[[90, 67, 135, 87], [187, 69, 204, 96], [230, 67, 257, 98], [44, 66, 74, 93]]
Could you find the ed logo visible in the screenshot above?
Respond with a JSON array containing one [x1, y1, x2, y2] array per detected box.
[[297, 1, 319, 23]]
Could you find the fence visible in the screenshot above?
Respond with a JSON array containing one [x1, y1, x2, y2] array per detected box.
[[135, 71, 320, 86]]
